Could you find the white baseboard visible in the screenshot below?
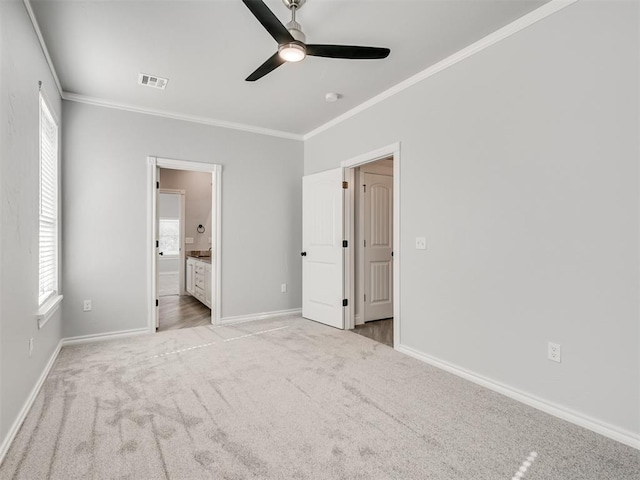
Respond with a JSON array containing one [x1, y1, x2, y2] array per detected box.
[[396, 343, 640, 450], [62, 327, 150, 346], [219, 308, 302, 326], [0, 339, 63, 465]]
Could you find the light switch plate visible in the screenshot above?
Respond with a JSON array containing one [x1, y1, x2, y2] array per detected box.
[[415, 237, 426, 250], [185, 237, 194, 244]]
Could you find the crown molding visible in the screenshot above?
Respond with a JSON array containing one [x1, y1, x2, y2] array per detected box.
[[61, 92, 304, 141], [303, 0, 579, 141], [23, 0, 63, 96]]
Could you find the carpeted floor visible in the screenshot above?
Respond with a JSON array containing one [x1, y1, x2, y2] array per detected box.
[[1, 316, 638, 479]]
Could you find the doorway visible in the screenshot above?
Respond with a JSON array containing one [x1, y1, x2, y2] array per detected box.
[[352, 157, 394, 347], [301, 142, 400, 347], [148, 157, 222, 333]]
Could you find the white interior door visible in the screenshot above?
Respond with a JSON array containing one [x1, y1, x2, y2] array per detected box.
[[158, 192, 181, 297], [363, 172, 393, 321], [302, 168, 345, 329]]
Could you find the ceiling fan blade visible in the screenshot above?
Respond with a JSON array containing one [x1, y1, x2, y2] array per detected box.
[[246, 52, 286, 81], [241, 0, 294, 44], [306, 44, 390, 60]]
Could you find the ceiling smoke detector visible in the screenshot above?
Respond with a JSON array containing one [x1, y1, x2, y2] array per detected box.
[[138, 73, 168, 90]]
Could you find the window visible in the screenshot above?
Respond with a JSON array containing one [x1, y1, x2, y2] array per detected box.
[[159, 218, 180, 256], [39, 94, 59, 306]]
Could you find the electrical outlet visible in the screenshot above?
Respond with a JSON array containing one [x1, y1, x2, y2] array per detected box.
[[29, 338, 34, 357], [281, 283, 287, 293], [185, 237, 194, 244], [415, 237, 426, 250], [548, 342, 561, 363], [83, 300, 92, 312]]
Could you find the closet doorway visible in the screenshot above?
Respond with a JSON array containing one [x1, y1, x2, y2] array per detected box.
[[352, 157, 394, 347]]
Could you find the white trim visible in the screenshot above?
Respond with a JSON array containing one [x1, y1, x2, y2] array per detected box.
[[36, 294, 63, 329], [23, 0, 63, 97], [214, 167, 223, 321], [0, 339, 63, 466], [303, 0, 579, 140], [63, 93, 303, 141], [62, 328, 149, 346], [341, 143, 401, 347], [343, 167, 356, 330], [219, 308, 302, 326], [148, 157, 223, 331], [397, 343, 640, 450]]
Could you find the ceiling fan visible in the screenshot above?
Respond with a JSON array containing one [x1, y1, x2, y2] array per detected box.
[[242, 0, 391, 81]]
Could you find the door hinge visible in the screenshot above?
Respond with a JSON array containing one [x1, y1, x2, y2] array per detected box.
[[364, 294, 366, 302], [155, 299, 159, 307], [342, 240, 348, 248], [364, 240, 366, 247], [156, 240, 159, 248], [342, 299, 348, 307], [363, 184, 366, 193], [156, 181, 160, 189], [342, 181, 348, 189]]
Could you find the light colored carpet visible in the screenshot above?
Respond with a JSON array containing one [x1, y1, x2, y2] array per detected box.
[[1, 316, 638, 479]]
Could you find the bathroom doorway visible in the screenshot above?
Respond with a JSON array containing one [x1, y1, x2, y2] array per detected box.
[[148, 157, 222, 332]]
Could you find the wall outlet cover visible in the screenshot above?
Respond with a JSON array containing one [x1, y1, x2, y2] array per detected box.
[[83, 300, 92, 312], [185, 237, 194, 244], [415, 237, 427, 250], [548, 342, 561, 363]]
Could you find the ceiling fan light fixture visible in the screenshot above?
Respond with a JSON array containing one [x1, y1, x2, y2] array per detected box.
[[278, 42, 306, 62]]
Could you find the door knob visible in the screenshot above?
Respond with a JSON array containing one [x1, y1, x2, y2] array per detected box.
[[301, 252, 307, 256], [159, 252, 164, 256]]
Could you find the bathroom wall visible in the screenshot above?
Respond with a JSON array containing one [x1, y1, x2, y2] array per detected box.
[[160, 168, 212, 253]]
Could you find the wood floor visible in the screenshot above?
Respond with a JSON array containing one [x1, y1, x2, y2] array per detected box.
[[158, 295, 211, 332], [353, 318, 393, 347]]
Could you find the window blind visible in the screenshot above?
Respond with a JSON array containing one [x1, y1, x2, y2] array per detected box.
[[39, 95, 58, 305]]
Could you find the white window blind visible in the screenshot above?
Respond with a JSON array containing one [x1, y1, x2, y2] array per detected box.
[[39, 94, 58, 305]]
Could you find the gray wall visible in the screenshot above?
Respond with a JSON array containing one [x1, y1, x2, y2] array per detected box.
[[305, 1, 639, 436], [0, 1, 63, 449], [62, 101, 303, 336]]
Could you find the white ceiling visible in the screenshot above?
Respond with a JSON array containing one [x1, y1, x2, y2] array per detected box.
[[30, 0, 548, 136]]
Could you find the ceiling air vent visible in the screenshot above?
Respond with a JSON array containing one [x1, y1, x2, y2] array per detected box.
[[138, 73, 168, 90]]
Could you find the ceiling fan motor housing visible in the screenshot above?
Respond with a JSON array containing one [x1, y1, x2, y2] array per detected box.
[[285, 20, 306, 43]]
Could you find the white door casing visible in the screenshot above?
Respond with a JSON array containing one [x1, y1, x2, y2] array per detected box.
[[302, 168, 345, 329], [363, 172, 393, 321], [154, 167, 161, 329]]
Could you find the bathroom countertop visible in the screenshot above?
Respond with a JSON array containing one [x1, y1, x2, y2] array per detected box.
[[186, 255, 211, 264]]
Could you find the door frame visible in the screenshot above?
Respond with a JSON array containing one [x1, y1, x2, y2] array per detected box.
[[341, 142, 401, 347], [158, 188, 186, 296], [147, 156, 222, 332]]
